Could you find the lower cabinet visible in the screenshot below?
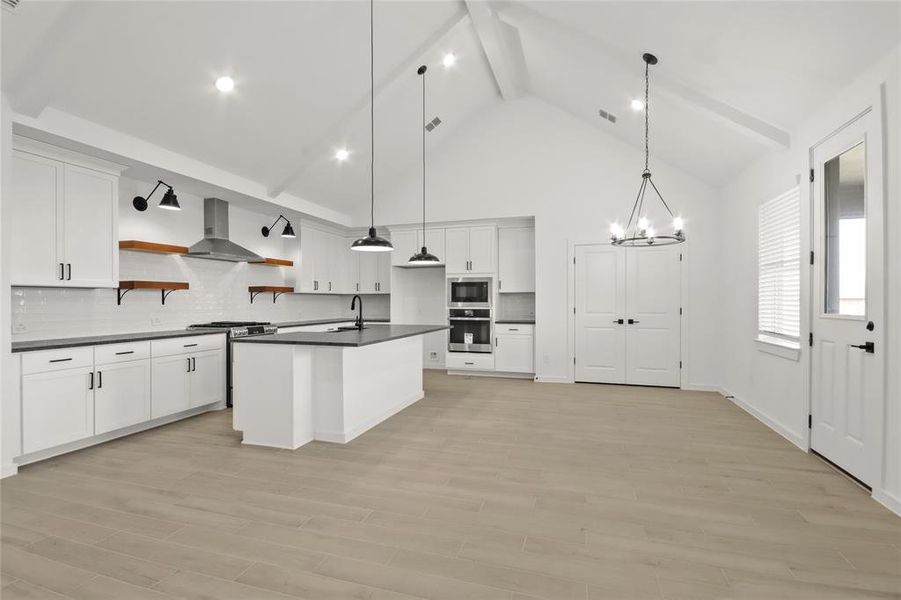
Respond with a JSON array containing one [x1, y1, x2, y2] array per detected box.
[[189, 350, 224, 408], [151, 349, 224, 418], [494, 324, 535, 374], [22, 366, 94, 454], [94, 359, 152, 434]]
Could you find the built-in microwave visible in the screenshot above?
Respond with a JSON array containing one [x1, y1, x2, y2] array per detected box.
[[447, 277, 492, 308], [448, 308, 493, 353]]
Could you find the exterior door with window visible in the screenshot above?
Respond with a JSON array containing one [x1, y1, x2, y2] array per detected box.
[[810, 109, 884, 486]]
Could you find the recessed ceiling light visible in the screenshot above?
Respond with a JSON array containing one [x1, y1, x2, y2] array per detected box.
[[215, 76, 235, 93], [335, 148, 350, 162], [442, 53, 456, 68], [631, 98, 644, 111]]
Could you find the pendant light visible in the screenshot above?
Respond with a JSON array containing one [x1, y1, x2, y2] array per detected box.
[[610, 53, 685, 247], [408, 65, 440, 265], [351, 0, 393, 253]]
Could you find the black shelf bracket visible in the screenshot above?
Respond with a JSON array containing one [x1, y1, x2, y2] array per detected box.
[[117, 287, 184, 306], [250, 290, 287, 304], [161, 289, 178, 305], [117, 288, 132, 306]]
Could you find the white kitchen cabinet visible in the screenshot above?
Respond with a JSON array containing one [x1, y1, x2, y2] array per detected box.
[[391, 230, 419, 266], [355, 248, 391, 294], [445, 226, 496, 274], [495, 328, 534, 374], [418, 229, 446, 264], [297, 225, 346, 293], [189, 350, 225, 408], [22, 366, 94, 454], [297, 224, 317, 293], [94, 359, 152, 434], [151, 354, 191, 419], [10, 140, 120, 288], [498, 227, 535, 293]]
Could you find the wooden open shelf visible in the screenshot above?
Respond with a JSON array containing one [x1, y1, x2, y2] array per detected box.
[[119, 240, 189, 255], [249, 285, 294, 304], [253, 258, 294, 267], [117, 280, 189, 306]]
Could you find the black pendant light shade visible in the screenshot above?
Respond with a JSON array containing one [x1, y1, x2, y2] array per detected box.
[[133, 180, 180, 212], [610, 53, 685, 247], [261, 215, 296, 239], [408, 64, 440, 265], [352, 0, 394, 253]]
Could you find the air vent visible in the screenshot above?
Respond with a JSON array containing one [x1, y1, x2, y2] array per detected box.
[[424, 117, 442, 132], [598, 109, 617, 124], [2, 0, 19, 11]]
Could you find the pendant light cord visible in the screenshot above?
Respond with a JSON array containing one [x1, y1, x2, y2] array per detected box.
[[644, 59, 649, 173], [422, 68, 427, 240], [369, 0, 375, 229]]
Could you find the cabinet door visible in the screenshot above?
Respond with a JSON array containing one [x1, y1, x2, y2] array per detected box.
[[444, 227, 470, 274], [151, 354, 190, 418], [391, 230, 419, 266], [468, 226, 496, 274], [358, 252, 379, 293], [377, 253, 392, 293], [498, 227, 535, 293], [189, 350, 224, 408], [94, 359, 151, 434], [495, 335, 534, 373], [296, 224, 316, 292], [9, 152, 63, 286], [61, 164, 118, 287], [417, 229, 446, 263], [344, 238, 360, 293], [328, 233, 346, 293], [22, 367, 94, 454]]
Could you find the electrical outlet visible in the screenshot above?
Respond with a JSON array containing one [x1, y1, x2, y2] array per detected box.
[[429, 351, 438, 360], [150, 316, 162, 326], [13, 320, 27, 333]]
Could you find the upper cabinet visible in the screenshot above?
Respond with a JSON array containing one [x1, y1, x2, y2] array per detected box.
[[10, 139, 121, 288], [296, 224, 345, 293], [445, 225, 496, 275], [498, 227, 535, 293], [390, 228, 446, 267]]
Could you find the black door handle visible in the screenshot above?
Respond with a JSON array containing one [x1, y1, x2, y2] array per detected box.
[[192, 357, 196, 371], [627, 319, 640, 324], [89, 372, 94, 390], [59, 263, 65, 280], [612, 319, 624, 324], [66, 263, 71, 280], [850, 341, 875, 354], [98, 371, 102, 389]]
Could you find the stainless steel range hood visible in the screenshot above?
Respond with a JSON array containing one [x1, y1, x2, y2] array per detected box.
[[187, 198, 264, 263]]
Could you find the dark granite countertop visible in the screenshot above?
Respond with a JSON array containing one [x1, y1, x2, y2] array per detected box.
[[495, 319, 536, 325], [275, 317, 389, 328], [11, 328, 228, 353], [233, 324, 447, 348]]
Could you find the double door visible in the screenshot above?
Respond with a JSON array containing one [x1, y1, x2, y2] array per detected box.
[[445, 226, 495, 274], [151, 350, 223, 419], [574, 244, 681, 387]]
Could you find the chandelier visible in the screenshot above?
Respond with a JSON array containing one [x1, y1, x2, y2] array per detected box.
[[610, 53, 685, 247]]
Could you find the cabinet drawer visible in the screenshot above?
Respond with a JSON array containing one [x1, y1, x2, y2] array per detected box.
[[495, 324, 534, 336], [22, 346, 93, 375], [446, 352, 495, 371], [94, 341, 151, 365], [151, 334, 224, 358]]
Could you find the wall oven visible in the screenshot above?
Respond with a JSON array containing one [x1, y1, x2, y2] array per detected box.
[[448, 308, 493, 353], [448, 277, 492, 308]]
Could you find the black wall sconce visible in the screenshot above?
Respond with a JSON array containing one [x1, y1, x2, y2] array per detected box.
[[133, 180, 180, 212], [261, 215, 296, 238]]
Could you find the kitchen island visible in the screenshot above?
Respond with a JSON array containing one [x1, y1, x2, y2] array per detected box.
[[231, 324, 447, 449]]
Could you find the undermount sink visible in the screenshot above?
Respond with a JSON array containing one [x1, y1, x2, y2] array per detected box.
[[332, 325, 366, 331]]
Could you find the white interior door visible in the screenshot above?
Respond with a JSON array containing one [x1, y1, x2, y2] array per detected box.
[[574, 245, 626, 383], [810, 109, 884, 486], [625, 247, 682, 387]]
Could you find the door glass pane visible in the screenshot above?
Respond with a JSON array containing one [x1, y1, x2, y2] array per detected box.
[[824, 142, 866, 316]]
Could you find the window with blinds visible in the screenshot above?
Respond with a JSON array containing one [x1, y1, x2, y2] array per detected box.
[[758, 187, 801, 340]]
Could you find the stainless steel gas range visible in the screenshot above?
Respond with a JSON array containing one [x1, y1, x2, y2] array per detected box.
[[187, 321, 278, 406]]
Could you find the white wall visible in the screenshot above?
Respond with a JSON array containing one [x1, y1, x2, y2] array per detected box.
[[718, 46, 901, 514], [10, 176, 388, 341], [371, 96, 722, 386]]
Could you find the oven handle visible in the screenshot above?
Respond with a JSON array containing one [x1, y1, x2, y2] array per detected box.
[[448, 317, 491, 321]]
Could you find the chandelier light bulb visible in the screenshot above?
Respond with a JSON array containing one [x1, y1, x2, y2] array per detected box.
[[672, 216, 684, 233], [610, 222, 624, 240], [638, 217, 650, 232], [646, 226, 656, 240]]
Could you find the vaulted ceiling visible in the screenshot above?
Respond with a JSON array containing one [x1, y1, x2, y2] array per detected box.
[[3, 1, 898, 220]]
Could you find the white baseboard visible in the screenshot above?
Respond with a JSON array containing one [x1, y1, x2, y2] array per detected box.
[[683, 383, 723, 393], [1, 463, 18, 478], [316, 390, 424, 444], [724, 389, 806, 451], [534, 375, 571, 383], [872, 489, 901, 518]]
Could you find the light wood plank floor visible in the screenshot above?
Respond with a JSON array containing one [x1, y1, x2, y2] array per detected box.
[[2, 371, 899, 599]]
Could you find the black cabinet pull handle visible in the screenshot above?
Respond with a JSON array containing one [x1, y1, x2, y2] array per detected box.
[[183, 343, 198, 348], [627, 319, 640, 325], [49, 357, 73, 363], [59, 263, 65, 280], [98, 371, 102, 389], [89, 372, 94, 390], [613, 319, 624, 324], [464, 362, 474, 365], [66, 263, 71, 280], [115, 350, 135, 355], [191, 357, 196, 371], [187, 358, 191, 372]]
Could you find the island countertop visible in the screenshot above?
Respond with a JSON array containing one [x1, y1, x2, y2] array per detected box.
[[231, 324, 447, 348]]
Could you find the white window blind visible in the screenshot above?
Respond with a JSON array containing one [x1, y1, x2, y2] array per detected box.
[[758, 187, 801, 339]]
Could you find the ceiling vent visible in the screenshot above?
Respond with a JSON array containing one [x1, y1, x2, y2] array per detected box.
[[424, 117, 441, 132], [598, 109, 617, 124], [2, 0, 19, 12]]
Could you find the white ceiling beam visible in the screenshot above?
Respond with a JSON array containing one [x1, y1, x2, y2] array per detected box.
[[464, 0, 529, 100], [267, 7, 468, 199], [494, 2, 791, 149]]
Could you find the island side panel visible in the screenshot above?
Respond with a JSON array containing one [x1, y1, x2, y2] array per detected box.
[[338, 335, 424, 443], [311, 347, 346, 442], [232, 343, 313, 449]]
